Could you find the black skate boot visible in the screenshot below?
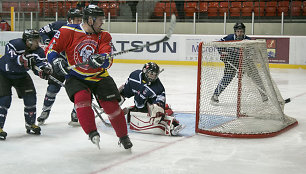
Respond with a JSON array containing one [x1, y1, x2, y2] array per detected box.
[[25, 124, 41, 135], [89, 130, 100, 149], [0, 128, 7, 140], [37, 110, 50, 125], [68, 109, 80, 126], [118, 135, 133, 150]]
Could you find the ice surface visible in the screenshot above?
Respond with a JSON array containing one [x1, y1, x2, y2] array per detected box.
[[1, 64, 305, 174]]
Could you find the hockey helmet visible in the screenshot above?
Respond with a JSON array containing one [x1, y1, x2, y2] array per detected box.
[[22, 29, 40, 42], [83, 4, 104, 19], [233, 22, 246, 31], [67, 8, 83, 20], [142, 62, 160, 83]]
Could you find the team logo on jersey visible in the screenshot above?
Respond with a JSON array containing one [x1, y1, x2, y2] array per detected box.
[[74, 39, 97, 70]]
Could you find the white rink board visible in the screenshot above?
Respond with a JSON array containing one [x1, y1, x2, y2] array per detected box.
[[1, 32, 306, 65]]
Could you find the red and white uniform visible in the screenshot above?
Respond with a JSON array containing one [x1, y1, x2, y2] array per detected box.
[[46, 24, 112, 82]]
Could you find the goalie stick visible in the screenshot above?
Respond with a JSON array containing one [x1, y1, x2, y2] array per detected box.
[[67, 14, 177, 70]]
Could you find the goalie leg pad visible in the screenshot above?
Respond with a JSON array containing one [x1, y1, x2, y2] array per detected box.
[[129, 111, 174, 136]]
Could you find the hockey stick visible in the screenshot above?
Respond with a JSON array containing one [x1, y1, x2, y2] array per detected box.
[[284, 91, 306, 103], [67, 14, 176, 70], [33, 66, 111, 126], [92, 103, 112, 127]]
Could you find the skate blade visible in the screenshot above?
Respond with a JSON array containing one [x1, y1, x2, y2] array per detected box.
[[172, 124, 186, 136], [210, 101, 220, 106], [96, 143, 101, 150], [26, 131, 41, 135], [68, 121, 81, 127], [37, 121, 45, 126]]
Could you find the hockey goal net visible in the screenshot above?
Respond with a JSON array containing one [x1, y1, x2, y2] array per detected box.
[[196, 40, 297, 138]]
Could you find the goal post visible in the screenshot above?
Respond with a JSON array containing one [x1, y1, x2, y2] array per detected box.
[[195, 40, 298, 138]]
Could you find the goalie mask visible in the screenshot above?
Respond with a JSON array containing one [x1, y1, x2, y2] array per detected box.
[[142, 62, 160, 84]]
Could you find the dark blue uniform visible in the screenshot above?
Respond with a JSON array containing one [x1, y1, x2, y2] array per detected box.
[[0, 38, 48, 129], [213, 34, 251, 97], [39, 20, 68, 44], [38, 21, 70, 119], [0, 38, 47, 78], [121, 70, 166, 111]]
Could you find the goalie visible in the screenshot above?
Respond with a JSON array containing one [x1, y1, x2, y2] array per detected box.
[[119, 62, 184, 136]]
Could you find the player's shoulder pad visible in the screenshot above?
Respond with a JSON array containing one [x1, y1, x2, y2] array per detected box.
[[244, 35, 251, 40], [61, 24, 83, 32], [52, 20, 68, 29], [8, 38, 26, 54], [222, 34, 235, 41]]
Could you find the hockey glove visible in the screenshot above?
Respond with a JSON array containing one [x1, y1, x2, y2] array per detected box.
[[38, 63, 53, 80], [52, 58, 69, 76], [44, 39, 51, 45], [88, 53, 111, 69], [18, 54, 36, 70]]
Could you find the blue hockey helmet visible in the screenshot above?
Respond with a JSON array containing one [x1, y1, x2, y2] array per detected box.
[[22, 29, 40, 42], [233, 22, 246, 31], [67, 8, 83, 20]]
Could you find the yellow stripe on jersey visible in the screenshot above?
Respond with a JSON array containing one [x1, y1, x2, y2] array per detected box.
[[61, 25, 83, 33], [84, 70, 110, 82]]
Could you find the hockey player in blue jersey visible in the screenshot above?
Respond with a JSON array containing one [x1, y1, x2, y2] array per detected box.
[[211, 22, 267, 104], [120, 62, 184, 136], [39, 8, 83, 45], [37, 8, 83, 126], [0, 29, 53, 140]]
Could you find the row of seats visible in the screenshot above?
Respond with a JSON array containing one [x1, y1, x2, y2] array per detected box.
[[155, 1, 306, 17], [2, 1, 306, 18], [39, 1, 120, 17], [1, 1, 120, 17]]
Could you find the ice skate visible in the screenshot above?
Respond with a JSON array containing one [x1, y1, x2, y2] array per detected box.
[[0, 128, 7, 140], [25, 123, 41, 135], [37, 111, 50, 125], [89, 131, 100, 149], [210, 94, 219, 105], [118, 135, 133, 150], [171, 124, 186, 136], [68, 109, 80, 126]]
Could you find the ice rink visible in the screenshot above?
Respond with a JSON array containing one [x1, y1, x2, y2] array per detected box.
[[1, 63, 305, 174]]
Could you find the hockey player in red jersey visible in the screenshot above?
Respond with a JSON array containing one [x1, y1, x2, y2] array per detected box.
[[45, 5, 132, 149]]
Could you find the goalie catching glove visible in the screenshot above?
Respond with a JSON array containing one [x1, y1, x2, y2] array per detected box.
[[147, 103, 165, 125], [52, 57, 69, 76], [88, 53, 112, 69]]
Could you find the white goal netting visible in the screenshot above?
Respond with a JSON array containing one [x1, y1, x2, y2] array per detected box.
[[196, 40, 297, 138]]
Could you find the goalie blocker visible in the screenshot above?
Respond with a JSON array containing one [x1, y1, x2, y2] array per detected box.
[[128, 103, 185, 136]]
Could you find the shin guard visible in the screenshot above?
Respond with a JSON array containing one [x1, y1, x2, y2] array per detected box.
[[99, 100, 127, 138], [74, 90, 96, 134]]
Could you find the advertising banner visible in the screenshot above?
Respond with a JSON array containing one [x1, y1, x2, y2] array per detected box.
[[0, 32, 302, 66], [252, 37, 290, 64]]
